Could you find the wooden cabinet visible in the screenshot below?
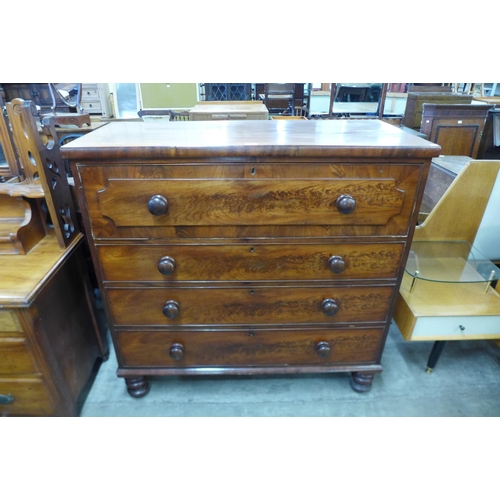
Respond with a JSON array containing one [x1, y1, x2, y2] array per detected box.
[[62, 120, 440, 395], [204, 83, 251, 101], [420, 104, 491, 158], [403, 92, 473, 129], [2, 83, 71, 113], [81, 84, 112, 117], [0, 235, 107, 416]]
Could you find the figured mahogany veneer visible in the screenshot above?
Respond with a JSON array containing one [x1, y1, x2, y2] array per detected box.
[[62, 120, 440, 396]]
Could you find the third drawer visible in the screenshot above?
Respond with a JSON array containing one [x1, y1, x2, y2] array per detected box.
[[107, 285, 394, 326]]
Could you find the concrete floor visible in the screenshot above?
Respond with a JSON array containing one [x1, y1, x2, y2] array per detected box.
[[78, 321, 500, 417]]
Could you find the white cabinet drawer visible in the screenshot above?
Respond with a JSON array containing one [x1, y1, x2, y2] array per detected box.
[[82, 101, 102, 112], [411, 315, 500, 340], [82, 87, 99, 99]]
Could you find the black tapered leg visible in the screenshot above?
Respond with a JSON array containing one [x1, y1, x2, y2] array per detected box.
[[426, 341, 447, 373]]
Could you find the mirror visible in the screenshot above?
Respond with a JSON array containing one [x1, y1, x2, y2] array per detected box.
[[48, 83, 83, 113]]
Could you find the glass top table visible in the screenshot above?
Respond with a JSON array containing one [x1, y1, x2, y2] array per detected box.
[[405, 240, 499, 288]]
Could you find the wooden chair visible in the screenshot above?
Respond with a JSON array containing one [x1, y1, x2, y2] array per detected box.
[[264, 83, 296, 115], [282, 106, 309, 118]]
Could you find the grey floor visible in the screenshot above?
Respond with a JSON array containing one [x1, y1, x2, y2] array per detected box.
[[78, 321, 500, 417]]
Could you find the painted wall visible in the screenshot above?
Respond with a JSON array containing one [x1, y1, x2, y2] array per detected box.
[[140, 83, 199, 109]]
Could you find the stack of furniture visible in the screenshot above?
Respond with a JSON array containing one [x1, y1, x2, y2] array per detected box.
[[0, 98, 107, 416], [62, 119, 440, 396]]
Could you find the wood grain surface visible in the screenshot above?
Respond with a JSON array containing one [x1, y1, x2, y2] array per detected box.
[[98, 242, 405, 282], [116, 328, 384, 367]]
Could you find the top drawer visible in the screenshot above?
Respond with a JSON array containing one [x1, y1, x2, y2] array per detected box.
[[78, 163, 422, 238], [0, 311, 22, 333], [97, 179, 404, 227]]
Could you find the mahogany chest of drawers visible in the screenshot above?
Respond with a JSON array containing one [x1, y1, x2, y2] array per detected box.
[[62, 119, 440, 397]]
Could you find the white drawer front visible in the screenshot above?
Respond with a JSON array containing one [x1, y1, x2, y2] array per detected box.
[[82, 101, 102, 112], [412, 315, 500, 340]]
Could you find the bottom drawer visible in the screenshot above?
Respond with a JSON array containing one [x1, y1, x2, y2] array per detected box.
[[116, 328, 384, 368], [0, 378, 53, 416]]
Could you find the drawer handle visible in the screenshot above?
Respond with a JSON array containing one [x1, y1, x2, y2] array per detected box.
[[158, 256, 176, 275], [169, 342, 184, 360], [322, 298, 338, 316], [328, 255, 346, 274], [316, 341, 331, 358], [148, 194, 169, 216], [0, 394, 14, 404], [163, 300, 180, 319], [336, 194, 356, 214]]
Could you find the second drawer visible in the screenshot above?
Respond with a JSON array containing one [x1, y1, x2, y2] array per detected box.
[[107, 285, 394, 326], [98, 242, 405, 283]]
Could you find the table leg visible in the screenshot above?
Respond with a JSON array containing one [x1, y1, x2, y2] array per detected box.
[[426, 341, 447, 373]]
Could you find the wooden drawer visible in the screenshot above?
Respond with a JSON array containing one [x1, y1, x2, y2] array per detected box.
[[0, 377, 53, 416], [0, 337, 38, 374], [0, 310, 22, 332], [116, 328, 385, 367], [98, 242, 405, 283], [107, 285, 394, 326], [96, 178, 405, 228]]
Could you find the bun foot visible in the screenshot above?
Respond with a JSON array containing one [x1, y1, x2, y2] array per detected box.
[[350, 372, 375, 393], [125, 376, 150, 398]]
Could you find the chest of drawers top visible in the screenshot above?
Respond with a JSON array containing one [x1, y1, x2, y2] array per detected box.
[[61, 119, 440, 161]]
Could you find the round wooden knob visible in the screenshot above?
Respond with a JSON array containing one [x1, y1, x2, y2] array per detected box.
[[158, 256, 176, 275], [148, 194, 168, 216], [328, 255, 346, 274], [169, 342, 184, 360], [316, 341, 331, 358], [163, 300, 180, 319], [336, 194, 356, 214], [322, 298, 338, 316]]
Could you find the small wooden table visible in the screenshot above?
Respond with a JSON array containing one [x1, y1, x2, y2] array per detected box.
[[189, 101, 269, 121]]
